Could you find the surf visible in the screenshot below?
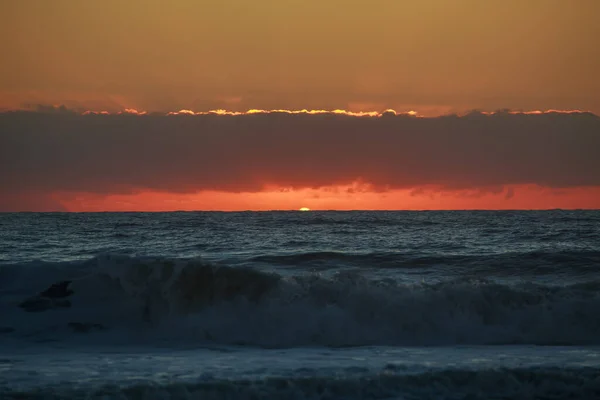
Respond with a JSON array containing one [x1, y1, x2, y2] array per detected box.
[[2, 254, 600, 347]]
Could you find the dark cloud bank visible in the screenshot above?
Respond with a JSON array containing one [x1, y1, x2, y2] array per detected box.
[[1, 109, 599, 207]]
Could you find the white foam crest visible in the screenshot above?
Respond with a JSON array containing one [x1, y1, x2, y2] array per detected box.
[[156, 273, 600, 347], [3, 255, 600, 347]]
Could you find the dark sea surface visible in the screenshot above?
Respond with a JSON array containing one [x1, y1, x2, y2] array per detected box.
[[1, 210, 600, 399]]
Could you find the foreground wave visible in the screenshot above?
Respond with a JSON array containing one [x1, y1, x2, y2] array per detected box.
[[2, 255, 600, 347], [3, 367, 600, 400]]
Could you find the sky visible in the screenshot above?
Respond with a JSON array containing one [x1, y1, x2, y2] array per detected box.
[[1, 0, 599, 211]]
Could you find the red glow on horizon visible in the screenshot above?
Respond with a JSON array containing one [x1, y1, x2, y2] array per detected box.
[[55, 185, 600, 212]]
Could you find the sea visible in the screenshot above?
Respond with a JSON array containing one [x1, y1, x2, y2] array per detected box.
[[1, 210, 599, 399]]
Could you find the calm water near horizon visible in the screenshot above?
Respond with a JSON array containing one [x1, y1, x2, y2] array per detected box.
[[1, 210, 600, 398]]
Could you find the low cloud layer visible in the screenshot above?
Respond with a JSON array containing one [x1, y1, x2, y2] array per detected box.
[[1, 110, 599, 201]]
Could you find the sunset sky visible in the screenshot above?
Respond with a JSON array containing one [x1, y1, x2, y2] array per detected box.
[[1, 0, 599, 211]]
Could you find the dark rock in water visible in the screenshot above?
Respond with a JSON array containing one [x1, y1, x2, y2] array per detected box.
[[0, 326, 15, 334], [40, 280, 73, 298], [19, 297, 71, 312], [68, 322, 105, 333], [18, 280, 75, 312]]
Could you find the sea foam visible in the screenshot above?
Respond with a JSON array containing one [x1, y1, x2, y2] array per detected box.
[[2, 254, 600, 347]]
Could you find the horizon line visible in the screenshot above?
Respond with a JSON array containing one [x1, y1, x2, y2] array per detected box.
[[2, 208, 598, 213]]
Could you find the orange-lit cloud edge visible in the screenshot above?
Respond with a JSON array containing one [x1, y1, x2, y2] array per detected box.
[[5, 107, 599, 212], [5, 106, 596, 118]]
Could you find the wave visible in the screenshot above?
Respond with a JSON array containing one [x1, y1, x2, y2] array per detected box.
[[251, 248, 600, 273], [2, 367, 599, 399], [2, 254, 600, 347], [251, 251, 400, 265]]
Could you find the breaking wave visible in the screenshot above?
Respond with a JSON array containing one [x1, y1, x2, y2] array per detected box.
[[2, 254, 600, 347]]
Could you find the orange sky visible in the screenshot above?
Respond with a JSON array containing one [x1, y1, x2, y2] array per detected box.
[[54, 185, 600, 212], [1, 1, 599, 211], [1, 1, 599, 114]]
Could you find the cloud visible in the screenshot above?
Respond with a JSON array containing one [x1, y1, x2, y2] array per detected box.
[[1, 108, 599, 200]]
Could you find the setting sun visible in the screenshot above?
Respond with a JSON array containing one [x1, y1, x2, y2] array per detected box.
[[1, 1, 599, 397]]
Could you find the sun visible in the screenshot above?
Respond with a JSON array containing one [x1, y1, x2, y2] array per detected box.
[[299, 207, 311, 211]]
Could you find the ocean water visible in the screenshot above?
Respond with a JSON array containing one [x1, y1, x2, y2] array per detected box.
[[1, 210, 600, 399]]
